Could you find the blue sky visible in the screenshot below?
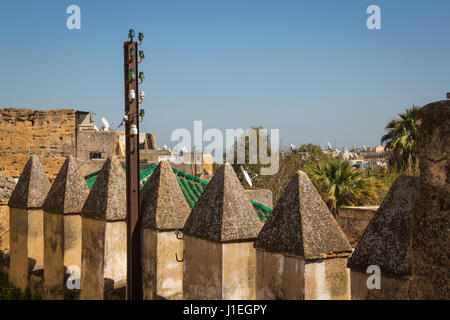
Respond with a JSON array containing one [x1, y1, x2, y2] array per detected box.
[[0, 0, 449, 149]]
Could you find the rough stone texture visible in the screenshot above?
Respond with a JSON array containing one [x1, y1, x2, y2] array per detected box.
[[42, 156, 90, 214], [81, 156, 126, 221], [1, 154, 66, 181], [0, 108, 121, 180], [8, 156, 51, 209], [254, 170, 352, 259], [244, 188, 273, 208], [141, 161, 190, 230], [0, 206, 9, 252], [337, 206, 378, 247], [0, 108, 76, 158], [0, 173, 16, 204], [348, 176, 419, 275], [183, 163, 264, 242], [410, 100, 450, 300], [0, 108, 76, 179]]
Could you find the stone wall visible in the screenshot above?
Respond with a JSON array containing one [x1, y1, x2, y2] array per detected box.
[[0, 108, 76, 157], [2, 133, 447, 300], [0, 108, 76, 179], [337, 206, 378, 247], [410, 100, 449, 299], [76, 131, 124, 160]]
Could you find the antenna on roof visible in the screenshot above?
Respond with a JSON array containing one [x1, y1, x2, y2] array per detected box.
[[240, 165, 253, 188], [101, 117, 110, 131]]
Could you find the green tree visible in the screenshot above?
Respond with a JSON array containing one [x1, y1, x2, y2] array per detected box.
[[381, 105, 421, 170], [307, 158, 379, 209]]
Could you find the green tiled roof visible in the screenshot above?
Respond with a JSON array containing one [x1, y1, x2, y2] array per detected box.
[[84, 162, 272, 220]]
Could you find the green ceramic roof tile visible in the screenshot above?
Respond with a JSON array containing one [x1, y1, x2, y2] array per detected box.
[[83, 162, 272, 220]]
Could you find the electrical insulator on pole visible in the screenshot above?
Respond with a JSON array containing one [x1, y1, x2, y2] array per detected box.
[[124, 27, 145, 300]]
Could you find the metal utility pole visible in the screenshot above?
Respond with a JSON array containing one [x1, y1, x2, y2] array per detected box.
[[124, 29, 145, 300]]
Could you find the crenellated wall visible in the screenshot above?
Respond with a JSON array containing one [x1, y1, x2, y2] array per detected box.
[[2, 98, 448, 303]]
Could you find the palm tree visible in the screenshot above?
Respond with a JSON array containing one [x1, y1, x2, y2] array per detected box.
[[307, 159, 378, 210], [381, 105, 421, 170]]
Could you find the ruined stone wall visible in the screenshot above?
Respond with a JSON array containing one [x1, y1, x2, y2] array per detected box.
[[0, 108, 76, 179]]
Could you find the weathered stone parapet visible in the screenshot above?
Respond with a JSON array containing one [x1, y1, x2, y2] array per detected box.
[[410, 100, 450, 300], [183, 235, 257, 300], [140, 160, 190, 300], [80, 156, 127, 300], [8, 156, 51, 290], [347, 175, 420, 299], [183, 163, 263, 300], [42, 156, 89, 299], [254, 170, 352, 300]]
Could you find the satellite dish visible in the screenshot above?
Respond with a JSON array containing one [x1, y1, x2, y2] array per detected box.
[[240, 165, 253, 188], [163, 145, 168, 151], [93, 125, 99, 132], [101, 117, 110, 131], [182, 146, 188, 153], [290, 144, 296, 152], [327, 142, 333, 150]]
